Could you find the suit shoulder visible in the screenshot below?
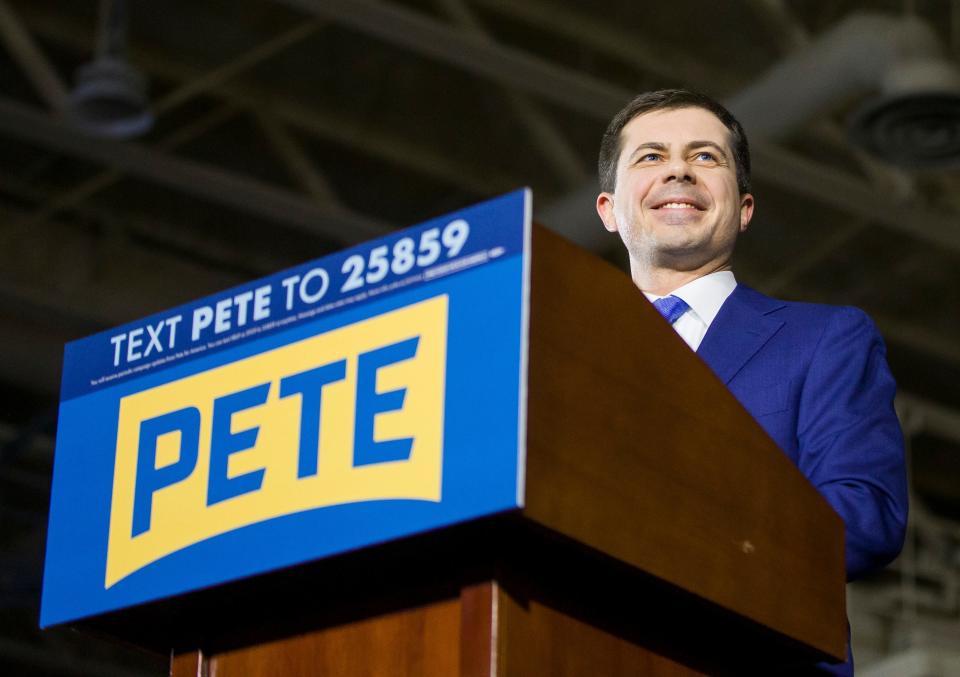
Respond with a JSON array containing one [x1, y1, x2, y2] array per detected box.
[[735, 287, 883, 351], [738, 286, 876, 329]]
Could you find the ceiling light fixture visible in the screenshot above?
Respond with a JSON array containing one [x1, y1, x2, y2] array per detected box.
[[726, 13, 960, 169], [849, 57, 960, 169], [68, 0, 153, 139]]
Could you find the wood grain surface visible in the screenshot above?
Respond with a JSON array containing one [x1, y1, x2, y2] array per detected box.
[[496, 582, 709, 677], [206, 596, 460, 676]]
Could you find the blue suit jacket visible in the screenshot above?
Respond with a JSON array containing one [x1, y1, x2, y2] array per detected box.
[[696, 285, 908, 675]]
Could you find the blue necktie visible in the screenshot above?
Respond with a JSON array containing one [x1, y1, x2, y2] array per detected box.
[[652, 295, 690, 324]]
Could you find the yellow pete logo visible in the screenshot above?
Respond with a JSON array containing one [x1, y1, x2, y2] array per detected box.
[[105, 295, 447, 588]]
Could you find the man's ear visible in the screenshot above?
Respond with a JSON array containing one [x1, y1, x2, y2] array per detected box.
[[739, 193, 755, 233], [596, 192, 619, 233]]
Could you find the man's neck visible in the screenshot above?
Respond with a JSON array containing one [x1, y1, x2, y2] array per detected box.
[[629, 260, 732, 296]]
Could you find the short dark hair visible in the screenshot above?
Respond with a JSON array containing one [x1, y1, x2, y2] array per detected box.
[[598, 89, 751, 195]]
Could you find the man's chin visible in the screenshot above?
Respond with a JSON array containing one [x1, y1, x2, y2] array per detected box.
[[649, 244, 718, 272], [624, 232, 716, 267]]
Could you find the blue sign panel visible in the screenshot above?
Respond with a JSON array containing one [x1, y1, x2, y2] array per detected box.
[[41, 189, 531, 627]]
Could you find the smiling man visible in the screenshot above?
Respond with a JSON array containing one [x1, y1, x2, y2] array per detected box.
[[596, 90, 907, 676]]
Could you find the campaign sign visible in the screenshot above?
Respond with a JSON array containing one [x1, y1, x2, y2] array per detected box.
[[41, 189, 531, 627]]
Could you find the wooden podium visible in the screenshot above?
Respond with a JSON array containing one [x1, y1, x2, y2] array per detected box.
[[87, 225, 846, 675]]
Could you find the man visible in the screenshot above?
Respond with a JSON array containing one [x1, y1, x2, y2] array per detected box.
[[596, 89, 908, 676]]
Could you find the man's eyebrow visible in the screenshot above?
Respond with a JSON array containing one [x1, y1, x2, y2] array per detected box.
[[627, 142, 667, 161], [685, 141, 729, 159]]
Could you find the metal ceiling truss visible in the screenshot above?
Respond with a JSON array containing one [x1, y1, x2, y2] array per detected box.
[[0, 0, 957, 388], [12, 5, 522, 198], [0, 97, 389, 243], [12, 0, 952, 253]]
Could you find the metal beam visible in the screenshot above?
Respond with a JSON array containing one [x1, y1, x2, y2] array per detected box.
[[483, 0, 914, 207], [0, 206, 246, 329], [471, 0, 739, 92], [749, 144, 960, 252], [257, 92, 517, 195], [0, 97, 389, 244], [24, 104, 240, 230], [0, 0, 67, 110], [0, 176, 292, 277], [154, 20, 321, 114], [433, 0, 586, 188], [276, 0, 630, 118], [256, 112, 347, 207]]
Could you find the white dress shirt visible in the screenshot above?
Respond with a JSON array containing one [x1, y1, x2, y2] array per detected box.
[[643, 271, 737, 352]]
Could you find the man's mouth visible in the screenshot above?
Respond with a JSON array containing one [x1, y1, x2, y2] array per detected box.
[[649, 197, 707, 210], [657, 202, 701, 210]]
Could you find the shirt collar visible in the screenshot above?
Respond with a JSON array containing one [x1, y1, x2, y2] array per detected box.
[[642, 271, 737, 328]]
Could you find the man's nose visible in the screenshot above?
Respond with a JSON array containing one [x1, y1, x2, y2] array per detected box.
[[663, 158, 695, 183]]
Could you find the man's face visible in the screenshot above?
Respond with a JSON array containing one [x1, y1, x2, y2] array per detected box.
[[596, 106, 754, 274]]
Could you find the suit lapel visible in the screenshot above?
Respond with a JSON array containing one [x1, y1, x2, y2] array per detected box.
[[697, 285, 786, 385]]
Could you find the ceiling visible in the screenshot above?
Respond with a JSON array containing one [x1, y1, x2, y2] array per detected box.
[[2, 1, 960, 674]]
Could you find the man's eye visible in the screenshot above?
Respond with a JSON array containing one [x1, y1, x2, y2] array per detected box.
[[694, 151, 716, 161], [639, 153, 661, 162]]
